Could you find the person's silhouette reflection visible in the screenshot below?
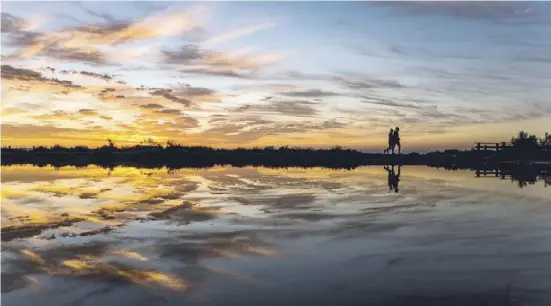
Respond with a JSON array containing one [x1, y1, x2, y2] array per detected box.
[[384, 165, 401, 193]]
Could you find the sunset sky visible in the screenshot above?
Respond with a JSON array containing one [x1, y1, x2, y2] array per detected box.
[[2, 1, 550, 152]]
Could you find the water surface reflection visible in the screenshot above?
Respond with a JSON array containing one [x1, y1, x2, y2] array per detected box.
[[2, 165, 551, 306]]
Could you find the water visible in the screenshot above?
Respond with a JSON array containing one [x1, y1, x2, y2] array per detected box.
[[1, 165, 551, 306]]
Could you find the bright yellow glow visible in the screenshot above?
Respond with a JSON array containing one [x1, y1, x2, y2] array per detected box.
[[113, 250, 149, 261], [60, 258, 188, 291], [21, 250, 46, 265]]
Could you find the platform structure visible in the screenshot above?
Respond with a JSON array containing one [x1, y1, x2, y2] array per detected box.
[[474, 168, 509, 179], [474, 142, 510, 152]]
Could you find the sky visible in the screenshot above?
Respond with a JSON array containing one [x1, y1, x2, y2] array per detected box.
[[1, 1, 550, 152]]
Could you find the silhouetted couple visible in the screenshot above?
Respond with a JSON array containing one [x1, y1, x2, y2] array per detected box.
[[384, 165, 401, 193], [384, 127, 401, 154]]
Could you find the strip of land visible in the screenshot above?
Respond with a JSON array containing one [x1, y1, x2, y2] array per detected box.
[[2, 146, 550, 169], [2, 132, 549, 168]]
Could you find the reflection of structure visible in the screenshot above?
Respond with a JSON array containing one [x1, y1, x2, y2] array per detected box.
[[475, 168, 509, 178], [474, 166, 550, 189]]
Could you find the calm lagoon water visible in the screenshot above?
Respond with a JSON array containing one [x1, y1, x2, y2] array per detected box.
[[2, 165, 551, 306]]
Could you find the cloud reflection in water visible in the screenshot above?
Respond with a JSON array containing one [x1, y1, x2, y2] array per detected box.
[[1, 165, 551, 305]]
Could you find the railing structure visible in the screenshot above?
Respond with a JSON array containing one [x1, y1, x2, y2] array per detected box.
[[474, 168, 509, 178], [474, 142, 510, 152]]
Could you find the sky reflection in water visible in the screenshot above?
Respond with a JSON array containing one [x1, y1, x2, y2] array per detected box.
[[2, 165, 551, 306]]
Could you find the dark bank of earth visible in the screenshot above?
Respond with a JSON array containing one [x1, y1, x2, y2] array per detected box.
[[2, 145, 550, 169]]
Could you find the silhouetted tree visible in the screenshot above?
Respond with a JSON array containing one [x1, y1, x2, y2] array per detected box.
[[539, 132, 551, 151], [511, 131, 539, 149], [141, 137, 162, 148], [166, 140, 180, 148]]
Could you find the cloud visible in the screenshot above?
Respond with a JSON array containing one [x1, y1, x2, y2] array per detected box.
[[281, 70, 331, 81], [162, 44, 203, 64], [1, 12, 46, 33], [169, 84, 224, 103], [514, 54, 551, 64], [77, 109, 99, 116], [1, 124, 87, 139], [278, 89, 340, 98], [357, 95, 551, 133], [149, 89, 192, 107], [232, 83, 298, 93], [138, 83, 224, 107], [174, 84, 216, 97], [257, 72, 406, 94], [16, 44, 110, 65], [133, 112, 200, 133], [140, 103, 164, 109], [33, 109, 106, 121], [161, 116, 200, 129], [361, 98, 427, 110], [180, 67, 253, 79], [1, 107, 27, 118], [144, 86, 221, 106], [97, 87, 117, 98], [232, 99, 320, 117], [203, 22, 276, 45], [32, 111, 71, 120], [1, 65, 83, 89], [233, 105, 251, 113], [2, 64, 42, 80], [378, 2, 550, 24], [58, 69, 114, 81], [205, 48, 286, 70], [135, 105, 189, 124], [90, 82, 221, 109], [334, 75, 405, 90], [3, 5, 209, 65], [74, 2, 117, 22], [201, 117, 347, 143], [1, 12, 27, 33], [164, 44, 286, 79], [156, 108, 182, 115]]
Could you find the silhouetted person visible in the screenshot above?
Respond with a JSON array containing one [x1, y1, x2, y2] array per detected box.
[[384, 165, 401, 193], [384, 128, 394, 154], [392, 127, 401, 154]]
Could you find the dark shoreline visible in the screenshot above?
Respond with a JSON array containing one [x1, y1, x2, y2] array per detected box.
[[4, 131, 549, 168], [2, 150, 550, 169]]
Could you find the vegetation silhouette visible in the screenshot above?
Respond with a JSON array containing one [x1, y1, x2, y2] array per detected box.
[[2, 131, 549, 169]]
